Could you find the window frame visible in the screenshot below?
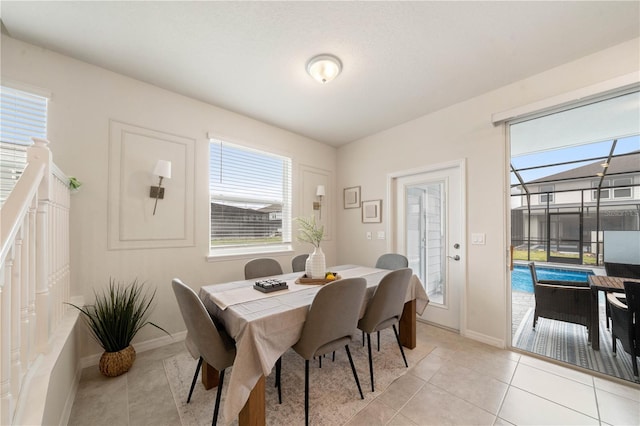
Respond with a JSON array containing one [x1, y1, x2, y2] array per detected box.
[[207, 137, 293, 261], [539, 184, 554, 204]]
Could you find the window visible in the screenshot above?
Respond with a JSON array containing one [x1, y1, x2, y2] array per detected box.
[[0, 86, 48, 145], [539, 184, 554, 204], [593, 178, 633, 201], [0, 85, 48, 205], [209, 139, 292, 255], [592, 180, 610, 200]]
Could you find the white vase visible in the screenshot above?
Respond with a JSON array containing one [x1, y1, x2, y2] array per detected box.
[[306, 246, 326, 279]]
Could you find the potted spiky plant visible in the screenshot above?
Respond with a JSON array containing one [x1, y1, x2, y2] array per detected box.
[[68, 279, 169, 377]]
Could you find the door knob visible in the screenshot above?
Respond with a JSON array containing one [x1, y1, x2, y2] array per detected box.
[[447, 255, 460, 261]]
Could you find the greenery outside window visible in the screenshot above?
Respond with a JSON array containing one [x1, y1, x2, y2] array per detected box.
[[209, 139, 292, 256]]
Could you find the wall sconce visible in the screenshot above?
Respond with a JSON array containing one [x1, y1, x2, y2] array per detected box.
[[150, 160, 171, 215], [313, 185, 325, 219]]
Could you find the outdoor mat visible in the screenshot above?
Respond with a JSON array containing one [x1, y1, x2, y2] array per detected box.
[[513, 307, 637, 383], [164, 330, 430, 425]]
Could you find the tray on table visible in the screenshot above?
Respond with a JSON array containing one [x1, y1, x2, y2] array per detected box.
[[295, 274, 341, 285]]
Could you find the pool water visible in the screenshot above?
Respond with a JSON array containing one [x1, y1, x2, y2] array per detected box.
[[511, 264, 594, 293]]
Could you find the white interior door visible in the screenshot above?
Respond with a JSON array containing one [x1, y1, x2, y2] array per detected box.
[[395, 164, 464, 330]]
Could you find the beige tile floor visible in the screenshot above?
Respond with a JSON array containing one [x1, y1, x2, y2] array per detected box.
[[68, 321, 640, 426]]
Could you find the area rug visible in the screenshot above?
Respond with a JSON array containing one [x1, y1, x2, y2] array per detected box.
[[513, 307, 637, 382], [164, 330, 429, 425]]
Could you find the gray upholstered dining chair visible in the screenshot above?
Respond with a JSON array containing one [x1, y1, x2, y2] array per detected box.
[[172, 279, 236, 426], [357, 268, 413, 392], [244, 258, 283, 280], [277, 277, 367, 426], [366, 253, 410, 349], [292, 254, 309, 273], [375, 253, 408, 270]]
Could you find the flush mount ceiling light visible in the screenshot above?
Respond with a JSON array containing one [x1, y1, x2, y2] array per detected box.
[[306, 54, 342, 84]]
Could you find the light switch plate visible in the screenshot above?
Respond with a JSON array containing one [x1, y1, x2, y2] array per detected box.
[[377, 231, 385, 240], [366, 232, 372, 240], [471, 233, 485, 245]]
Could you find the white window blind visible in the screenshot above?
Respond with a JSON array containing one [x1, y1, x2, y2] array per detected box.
[[0, 86, 48, 205], [209, 139, 292, 251], [1, 86, 48, 145]]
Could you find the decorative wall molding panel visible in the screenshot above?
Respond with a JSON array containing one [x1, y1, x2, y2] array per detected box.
[[108, 121, 195, 249]]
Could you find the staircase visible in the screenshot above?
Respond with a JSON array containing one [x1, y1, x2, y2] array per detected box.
[[0, 138, 75, 425]]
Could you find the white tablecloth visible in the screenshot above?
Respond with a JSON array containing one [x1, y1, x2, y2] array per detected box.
[[199, 265, 429, 423]]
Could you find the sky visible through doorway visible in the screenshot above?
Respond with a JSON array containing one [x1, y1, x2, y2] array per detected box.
[[510, 135, 640, 185]]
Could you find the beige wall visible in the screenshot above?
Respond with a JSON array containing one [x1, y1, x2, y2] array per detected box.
[[1, 35, 338, 354], [336, 38, 640, 345]]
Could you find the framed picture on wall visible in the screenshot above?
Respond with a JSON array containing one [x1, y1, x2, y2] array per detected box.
[[343, 186, 361, 209], [361, 199, 382, 223]]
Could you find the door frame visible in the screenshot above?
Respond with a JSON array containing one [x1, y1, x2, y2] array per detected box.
[[547, 211, 584, 264], [386, 159, 468, 335]]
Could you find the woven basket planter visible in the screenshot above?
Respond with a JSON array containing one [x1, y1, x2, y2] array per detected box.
[[99, 345, 136, 377]]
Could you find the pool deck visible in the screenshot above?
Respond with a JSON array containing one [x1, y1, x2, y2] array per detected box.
[[512, 291, 534, 336]]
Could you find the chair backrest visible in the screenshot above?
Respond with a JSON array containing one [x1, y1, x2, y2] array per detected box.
[[171, 279, 236, 370], [244, 258, 283, 280], [624, 281, 640, 336], [528, 262, 539, 283], [292, 254, 309, 273], [358, 268, 413, 333], [294, 277, 366, 360], [605, 262, 640, 279], [375, 253, 408, 270]]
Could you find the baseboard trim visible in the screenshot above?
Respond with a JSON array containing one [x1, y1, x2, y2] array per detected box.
[[59, 363, 82, 426], [80, 330, 187, 368], [463, 329, 505, 349]]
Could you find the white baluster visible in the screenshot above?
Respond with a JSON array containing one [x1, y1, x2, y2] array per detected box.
[[20, 214, 30, 374], [11, 231, 22, 398]]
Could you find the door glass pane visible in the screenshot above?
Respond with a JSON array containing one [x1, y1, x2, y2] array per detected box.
[[406, 181, 446, 306]]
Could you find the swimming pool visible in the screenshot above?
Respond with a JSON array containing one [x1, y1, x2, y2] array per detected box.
[[511, 264, 594, 293]]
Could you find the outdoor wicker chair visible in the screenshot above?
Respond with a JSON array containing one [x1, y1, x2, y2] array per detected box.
[[604, 262, 640, 329], [607, 280, 640, 380], [528, 262, 592, 337]]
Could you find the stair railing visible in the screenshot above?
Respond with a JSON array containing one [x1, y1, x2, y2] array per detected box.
[[0, 138, 70, 425]]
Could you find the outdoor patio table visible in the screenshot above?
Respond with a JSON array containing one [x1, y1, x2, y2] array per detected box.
[[198, 264, 429, 425], [588, 275, 640, 350]]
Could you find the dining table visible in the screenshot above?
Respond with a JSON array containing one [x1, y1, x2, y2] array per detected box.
[[198, 264, 430, 425], [588, 274, 640, 350]]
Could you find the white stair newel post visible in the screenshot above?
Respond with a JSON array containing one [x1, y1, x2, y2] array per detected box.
[[30, 138, 52, 352]]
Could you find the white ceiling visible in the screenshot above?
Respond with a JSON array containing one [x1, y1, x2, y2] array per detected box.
[[1, 1, 639, 146]]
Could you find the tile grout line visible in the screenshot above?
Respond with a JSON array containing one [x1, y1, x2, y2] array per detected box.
[[591, 376, 603, 425], [493, 351, 522, 423]]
